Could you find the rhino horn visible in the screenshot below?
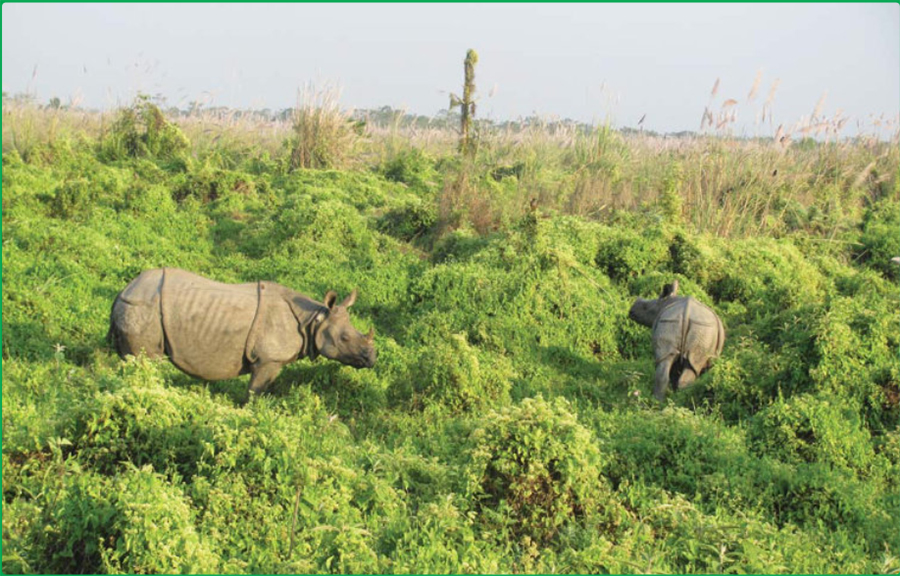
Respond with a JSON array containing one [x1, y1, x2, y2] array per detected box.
[[366, 327, 375, 342], [324, 290, 339, 309], [340, 289, 358, 309]]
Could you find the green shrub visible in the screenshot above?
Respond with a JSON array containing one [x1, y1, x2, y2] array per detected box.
[[392, 333, 513, 412], [39, 466, 220, 574], [389, 497, 502, 573], [706, 238, 825, 312], [598, 407, 763, 512], [465, 396, 611, 543], [856, 197, 900, 281], [685, 333, 813, 421], [430, 226, 492, 264], [99, 96, 189, 166], [664, 231, 729, 287], [100, 466, 220, 573], [601, 483, 867, 574], [376, 197, 437, 242], [748, 394, 880, 474], [766, 462, 895, 552], [595, 224, 670, 281], [60, 360, 232, 478], [49, 177, 96, 219], [810, 294, 900, 433], [38, 469, 119, 573], [381, 148, 438, 192]]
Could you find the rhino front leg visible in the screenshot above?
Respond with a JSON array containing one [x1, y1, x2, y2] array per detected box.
[[653, 356, 675, 402], [248, 362, 284, 397]]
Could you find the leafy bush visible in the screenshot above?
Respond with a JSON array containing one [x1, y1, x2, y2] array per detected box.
[[599, 407, 764, 513], [595, 224, 670, 281], [810, 293, 900, 433], [99, 466, 221, 574], [705, 238, 825, 311], [465, 396, 612, 543], [381, 148, 438, 192], [99, 96, 189, 166], [38, 466, 219, 574], [376, 197, 437, 242], [71, 359, 223, 477], [392, 333, 513, 412], [690, 334, 812, 420], [3, 103, 898, 574], [748, 394, 881, 474], [857, 197, 900, 281], [389, 497, 503, 573]]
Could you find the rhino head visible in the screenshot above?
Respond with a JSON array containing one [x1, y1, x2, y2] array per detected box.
[[628, 280, 680, 327], [313, 289, 377, 369]]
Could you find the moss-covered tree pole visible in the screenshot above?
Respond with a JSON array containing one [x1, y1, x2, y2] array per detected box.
[[451, 49, 478, 157]]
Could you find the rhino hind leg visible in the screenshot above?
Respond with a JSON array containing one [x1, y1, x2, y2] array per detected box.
[[110, 296, 165, 359], [666, 356, 697, 391], [675, 366, 698, 390]]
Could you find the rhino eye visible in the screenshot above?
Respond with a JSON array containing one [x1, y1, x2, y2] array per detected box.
[[341, 333, 351, 342]]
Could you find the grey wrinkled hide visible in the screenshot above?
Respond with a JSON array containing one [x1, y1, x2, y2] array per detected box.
[[108, 268, 376, 396], [629, 281, 725, 401]]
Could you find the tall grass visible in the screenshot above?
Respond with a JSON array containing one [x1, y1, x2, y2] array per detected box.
[[3, 87, 897, 239], [175, 108, 292, 167], [440, 119, 898, 238], [288, 83, 361, 170], [2, 98, 110, 160]]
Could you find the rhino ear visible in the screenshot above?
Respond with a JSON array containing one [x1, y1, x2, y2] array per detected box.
[[661, 280, 679, 299], [340, 289, 358, 309], [324, 290, 338, 309]]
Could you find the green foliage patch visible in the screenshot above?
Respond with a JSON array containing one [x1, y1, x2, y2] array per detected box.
[[2, 107, 898, 574]]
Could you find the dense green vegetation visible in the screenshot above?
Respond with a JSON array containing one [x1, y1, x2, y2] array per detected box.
[[2, 98, 898, 573]]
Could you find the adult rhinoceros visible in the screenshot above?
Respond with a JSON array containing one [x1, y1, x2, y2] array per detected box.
[[628, 280, 724, 402], [108, 268, 376, 395]]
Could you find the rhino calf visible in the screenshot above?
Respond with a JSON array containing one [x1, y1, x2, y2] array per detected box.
[[628, 280, 725, 401], [108, 268, 376, 396]]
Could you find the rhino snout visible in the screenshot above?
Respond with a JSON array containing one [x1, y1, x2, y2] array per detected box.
[[348, 346, 377, 369], [361, 347, 377, 369]]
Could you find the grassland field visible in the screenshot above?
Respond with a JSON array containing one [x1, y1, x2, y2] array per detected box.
[[1, 95, 899, 573]]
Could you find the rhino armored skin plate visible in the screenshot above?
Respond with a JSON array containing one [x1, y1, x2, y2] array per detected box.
[[628, 280, 725, 401], [109, 268, 376, 396]]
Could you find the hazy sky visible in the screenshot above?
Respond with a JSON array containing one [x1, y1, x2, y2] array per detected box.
[[3, 3, 898, 135]]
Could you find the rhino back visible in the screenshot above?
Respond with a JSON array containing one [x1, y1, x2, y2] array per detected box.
[[160, 269, 259, 380], [652, 297, 721, 367], [118, 268, 165, 305], [685, 305, 726, 369]]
